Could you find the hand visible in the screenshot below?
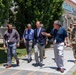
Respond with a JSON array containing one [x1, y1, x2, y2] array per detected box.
[[66, 44, 69, 47], [70, 43, 72, 46], [17, 44, 20, 47], [3, 44, 6, 48], [41, 32, 46, 36], [46, 41, 48, 45], [66, 43, 70, 47], [21, 38, 24, 43]]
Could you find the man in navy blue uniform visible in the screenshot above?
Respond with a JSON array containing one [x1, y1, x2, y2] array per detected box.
[[42, 20, 69, 73], [34, 21, 46, 67]]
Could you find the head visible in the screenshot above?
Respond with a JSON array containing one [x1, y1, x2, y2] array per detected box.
[[73, 23, 76, 29], [27, 24, 31, 30], [7, 23, 13, 30], [36, 21, 41, 28], [53, 20, 61, 30], [40, 24, 44, 28], [70, 23, 72, 28]]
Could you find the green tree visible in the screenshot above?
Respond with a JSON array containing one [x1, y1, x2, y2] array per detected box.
[[10, 0, 64, 36], [0, 0, 64, 35], [0, 0, 12, 26]]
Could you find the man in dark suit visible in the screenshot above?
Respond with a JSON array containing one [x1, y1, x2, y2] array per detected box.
[[34, 21, 46, 67]]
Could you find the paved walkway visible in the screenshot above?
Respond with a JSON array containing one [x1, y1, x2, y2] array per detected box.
[[0, 47, 76, 75]]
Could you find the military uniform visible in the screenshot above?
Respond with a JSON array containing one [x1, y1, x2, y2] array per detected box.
[[67, 27, 73, 41], [71, 24, 76, 63]]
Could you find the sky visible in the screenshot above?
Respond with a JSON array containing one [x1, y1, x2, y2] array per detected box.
[[71, 0, 76, 3]]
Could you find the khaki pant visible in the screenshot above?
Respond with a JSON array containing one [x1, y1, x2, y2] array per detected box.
[[54, 42, 64, 69], [34, 43, 45, 63], [25, 40, 33, 60], [72, 44, 76, 59]]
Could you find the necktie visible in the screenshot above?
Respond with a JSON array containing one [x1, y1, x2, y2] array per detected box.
[[37, 28, 39, 37], [28, 30, 30, 40]]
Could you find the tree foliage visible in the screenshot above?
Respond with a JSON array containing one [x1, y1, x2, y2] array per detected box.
[[11, 0, 64, 36], [0, 0, 64, 36], [0, 0, 12, 26]]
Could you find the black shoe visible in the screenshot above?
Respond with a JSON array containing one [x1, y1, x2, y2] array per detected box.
[[30, 58, 32, 62], [28, 60, 30, 63], [56, 67, 60, 71], [16, 60, 19, 65], [28, 58, 32, 63], [39, 63, 44, 67], [35, 63, 40, 66]]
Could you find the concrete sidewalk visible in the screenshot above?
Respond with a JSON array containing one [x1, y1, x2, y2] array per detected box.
[[0, 47, 76, 75]]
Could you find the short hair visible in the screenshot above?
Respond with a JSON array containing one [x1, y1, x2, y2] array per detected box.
[[27, 24, 31, 27], [7, 23, 13, 27], [54, 20, 62, 26], [36, 21, 41, 24]]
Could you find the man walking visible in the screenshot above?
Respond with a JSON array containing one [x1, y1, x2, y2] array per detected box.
[[3, 23, 20, 68], [40, 24, 48, 59], [42, 20, 69, 72], [34, 21, 46, 67], [71, 23, 76, 64], [23, 24, 34, 63]]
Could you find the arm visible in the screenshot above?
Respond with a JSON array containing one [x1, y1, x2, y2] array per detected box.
[[46, 33, 51, 37], [65, 37, 69, 43], [64, 28, 70, 46], [3, 32, 7, 48], [42, 28, 54, 37], [22, 30, 26, 43], [15, 30, 20, 47], [41, 32, 52, 37]]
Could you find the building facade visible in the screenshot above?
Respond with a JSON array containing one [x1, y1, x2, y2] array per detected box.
[[62, 0, 76, 29]]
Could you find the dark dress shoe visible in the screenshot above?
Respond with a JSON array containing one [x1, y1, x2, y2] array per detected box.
[[28, 58, 32, 63], [16, 60, 19, 65], [36, 63, 40, 66], [56, 67, 61, 71], [30, 58, 32, 62], [28, 60, 30, 63], [39, 63, 44, 67]]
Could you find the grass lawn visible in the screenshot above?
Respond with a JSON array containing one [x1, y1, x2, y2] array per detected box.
[[73, 70, 76, 75], [0, 47, 27, 65]]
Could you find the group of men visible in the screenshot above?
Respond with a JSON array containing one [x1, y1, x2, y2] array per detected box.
[[3, 20, 76, 73]]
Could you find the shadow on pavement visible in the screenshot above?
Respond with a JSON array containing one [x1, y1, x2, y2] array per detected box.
[[0, 49, 7, 64], [68, 60, 74, 63]]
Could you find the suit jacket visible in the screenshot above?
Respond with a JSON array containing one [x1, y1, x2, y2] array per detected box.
[[34, 27, 46, 46]]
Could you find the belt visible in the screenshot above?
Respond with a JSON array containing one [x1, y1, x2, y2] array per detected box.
[[56, 42, 64, 44], [8, 42, 15, 44], [25, 39, 33, 41]]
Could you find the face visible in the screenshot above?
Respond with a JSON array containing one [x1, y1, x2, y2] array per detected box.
[[70, 24, 72, 28], [53, 23, 59, 29], [7, 24, 12, 30], [36, 21, 41, 28], [27, 24, 31, 29]]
